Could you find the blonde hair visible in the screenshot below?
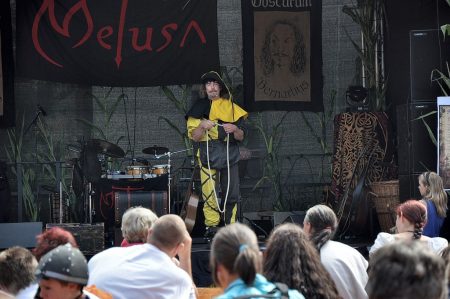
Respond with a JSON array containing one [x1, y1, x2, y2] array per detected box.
[[121, 207, 158, 243], [419, 172, 448, 217]]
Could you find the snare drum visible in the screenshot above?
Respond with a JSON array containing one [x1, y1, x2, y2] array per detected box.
[[151, 164, 169, 176], [126, 166, 150, 175]]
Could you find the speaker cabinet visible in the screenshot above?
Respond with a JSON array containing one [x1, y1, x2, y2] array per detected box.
[[396, 102, 437, 175], [0, 222, 42, 249], [273, 211, 306, 226], [114, 191, 168, 226], [398, 173, 421, 201], [46, 223, 104, 257], [410, 29, 450, 102]]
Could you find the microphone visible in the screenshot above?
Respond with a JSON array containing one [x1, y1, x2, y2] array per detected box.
[[37, 104, 47, 116]]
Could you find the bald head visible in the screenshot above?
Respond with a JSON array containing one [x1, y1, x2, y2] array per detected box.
[[148, 214, 187, 251]]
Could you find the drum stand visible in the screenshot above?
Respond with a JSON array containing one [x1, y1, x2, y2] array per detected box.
[[156, 148, 192, 215], [85, 182, 95, 224], [167, 152, 172, 214]]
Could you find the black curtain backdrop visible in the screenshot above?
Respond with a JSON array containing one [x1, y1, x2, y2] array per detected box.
[[16, 0, 220, 87], [242, 0, 323, 112], [0, 0, 15, 127]]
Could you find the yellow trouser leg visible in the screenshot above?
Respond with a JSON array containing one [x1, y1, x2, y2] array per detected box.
[[200, 165, 238, 227], [201, 166, 220, 227]]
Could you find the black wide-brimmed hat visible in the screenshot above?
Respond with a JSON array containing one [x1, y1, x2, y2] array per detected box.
[[201, 71, 226, 90]]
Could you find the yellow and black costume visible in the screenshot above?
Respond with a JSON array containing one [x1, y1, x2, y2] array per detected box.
[[186, 73, 248, 228]]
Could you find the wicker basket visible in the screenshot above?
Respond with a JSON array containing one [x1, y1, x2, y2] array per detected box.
[[370, 180, 400, 232]]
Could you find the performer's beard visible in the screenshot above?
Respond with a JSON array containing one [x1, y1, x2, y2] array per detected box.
[[207, 90, 220, 100]]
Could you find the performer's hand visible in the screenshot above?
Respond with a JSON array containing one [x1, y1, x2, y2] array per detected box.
[[200, 119, 215, 130], [222, 123, 238, 134]]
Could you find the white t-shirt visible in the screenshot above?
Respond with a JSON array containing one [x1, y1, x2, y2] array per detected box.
[[88, 244, 195, 299], [369, 232, 448, 257], [15, 282, 38, 299], [320, 240, 369, 299]]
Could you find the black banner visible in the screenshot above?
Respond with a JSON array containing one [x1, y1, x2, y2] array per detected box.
[[242, 0, 323, 111], [0, 0, 15, 127], [16, 0, 219, 87]]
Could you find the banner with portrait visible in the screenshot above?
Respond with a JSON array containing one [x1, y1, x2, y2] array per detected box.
[[438, 97, 450, 189], [0, 0, 15, 127], [242, 0, 323, 111]]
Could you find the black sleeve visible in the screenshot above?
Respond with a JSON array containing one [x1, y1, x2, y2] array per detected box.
[[220, 117, 248, 143]]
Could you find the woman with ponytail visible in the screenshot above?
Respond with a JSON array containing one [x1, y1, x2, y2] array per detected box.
[[418, 171, 448, 237], [369, 200, 448, 257], [303, 205, 369, 299], [210, 222, 304, 299]]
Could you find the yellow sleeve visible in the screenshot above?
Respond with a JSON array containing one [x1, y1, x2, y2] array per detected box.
[[186, 117, 219, 141], [187, 117, 201, 140]]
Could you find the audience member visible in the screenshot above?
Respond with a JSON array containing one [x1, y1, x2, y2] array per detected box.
[[120, 206, 158, 247], [303, 204, 368, 299], [418, 171, 448, 237], [441, 245, 450, 299], [0, 247, 37, 297], [32, 227, 78, 261], [35, 243, 103, 299], [210, 222, 305, 298], [369, 200, 448, 257], [263, 223, 341, 299], [88, 214, 196, 299], [367, 240, 447, 299], [0, 289, 14, 299], [24, 226, 79, 298]]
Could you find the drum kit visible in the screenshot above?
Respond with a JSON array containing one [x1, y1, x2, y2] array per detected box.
[[110, 145, 171, 180], [69, 139, 190, 221]]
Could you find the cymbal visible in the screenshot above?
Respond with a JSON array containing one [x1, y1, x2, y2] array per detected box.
[[87, 139, 125, 158], [142, 145, 169, 156]]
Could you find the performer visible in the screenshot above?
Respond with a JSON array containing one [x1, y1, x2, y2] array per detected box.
[[185, 71, 248, 233]]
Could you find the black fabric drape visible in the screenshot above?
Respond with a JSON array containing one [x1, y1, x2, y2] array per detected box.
[[16, 0, 220, 87]]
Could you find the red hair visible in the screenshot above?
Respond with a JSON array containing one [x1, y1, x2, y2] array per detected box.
[[396, 200, 427, 229], [32, 227, 78, 261]]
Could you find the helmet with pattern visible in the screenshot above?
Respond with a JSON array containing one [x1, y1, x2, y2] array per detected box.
[[35, 243, 88, 285]]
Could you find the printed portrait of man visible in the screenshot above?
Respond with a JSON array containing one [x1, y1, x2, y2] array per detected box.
[[260, 20, 306, 78], [254, 11, 311, 102], [439, 105, 450, 189]]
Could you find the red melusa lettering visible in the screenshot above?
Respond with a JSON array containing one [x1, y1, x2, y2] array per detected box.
[[129, 28, 153, 51], [31, 0, 207, 69], [32, 0, 93, 67], [180, 20, 206, 47], [157, 23, 177, 52], [97, 26, 114, 50]]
